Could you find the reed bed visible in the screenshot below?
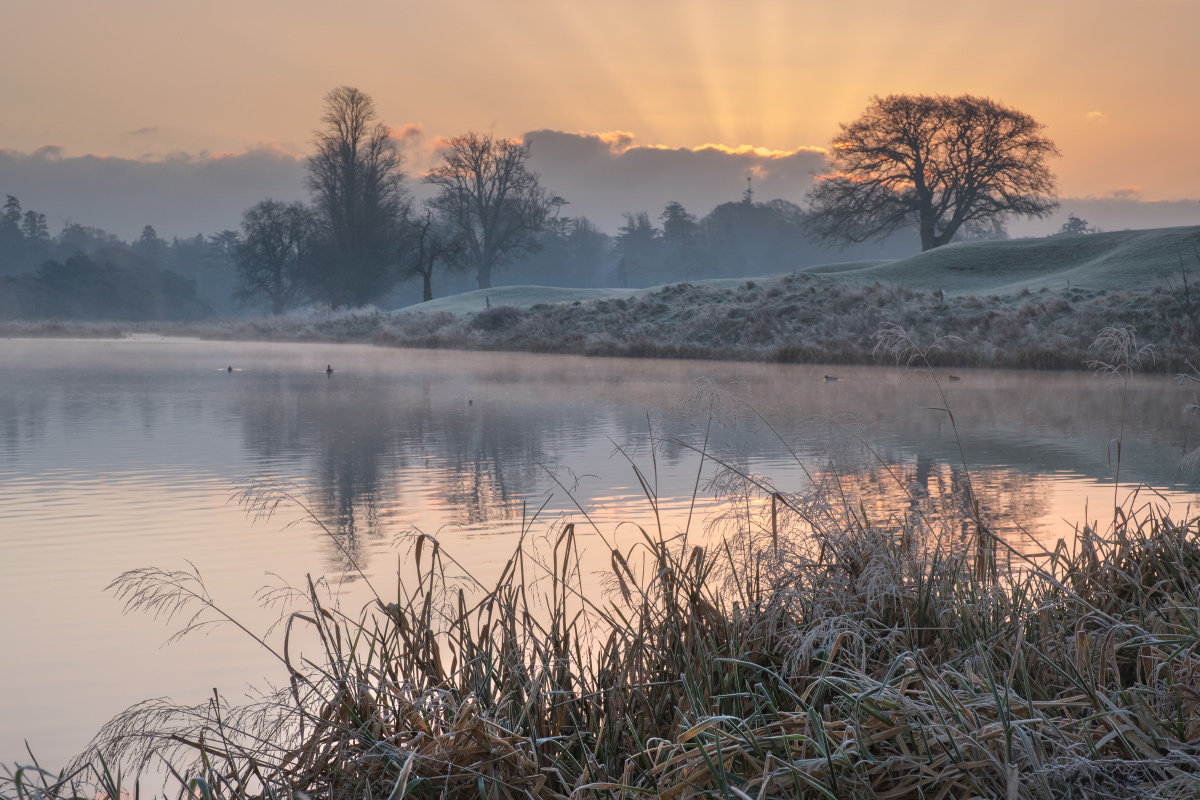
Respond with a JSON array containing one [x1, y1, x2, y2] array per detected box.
[[5, 478, 1200, 799], [4, 274, 1199, 372], [6, 330, 1200, 800]]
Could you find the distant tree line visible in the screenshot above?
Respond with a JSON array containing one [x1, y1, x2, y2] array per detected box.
[[0, 194, 237, 320], [1, 89, 1062, 320], [232, 89, 570, 312], [611, 185, 837, 288]]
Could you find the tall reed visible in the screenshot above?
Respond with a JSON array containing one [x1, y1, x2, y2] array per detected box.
[[6, 331, 1200, 800]]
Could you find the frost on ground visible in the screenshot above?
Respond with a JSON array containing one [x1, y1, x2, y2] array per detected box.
[[4, 225, 1199, 371]]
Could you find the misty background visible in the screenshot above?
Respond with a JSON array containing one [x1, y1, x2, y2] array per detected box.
[[1, 125, 1197, 320]]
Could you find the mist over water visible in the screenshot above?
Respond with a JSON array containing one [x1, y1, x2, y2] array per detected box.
[[2, 337, 1198, 770]]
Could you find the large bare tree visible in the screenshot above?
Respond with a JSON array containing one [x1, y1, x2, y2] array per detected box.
[[807, 94, 1059, 251], [400, 205, 463, 302], [306, 86, 407, 306], [234, 199, 314, 314], [425, 132, 561, 290]]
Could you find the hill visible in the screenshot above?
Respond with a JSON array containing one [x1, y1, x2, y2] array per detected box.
[[400, 226, 1199, 314], [8, 226, 1197, 372], [802, 225, 1200, 296]]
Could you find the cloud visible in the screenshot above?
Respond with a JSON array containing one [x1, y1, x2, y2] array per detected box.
[[521, 130, 829, 231], [390, 123, 422, 143], [596, 130, 636, 152], [2, 133, 1194, 245], [0, 146, 307, 239], [127, 127, 159, 136], [32, 145, 63, 160], [1109, 186, 1143, 200], [1084, 110, 1106, 122]]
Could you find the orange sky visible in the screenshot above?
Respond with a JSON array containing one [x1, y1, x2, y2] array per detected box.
[[2, 0, 1199, 202]]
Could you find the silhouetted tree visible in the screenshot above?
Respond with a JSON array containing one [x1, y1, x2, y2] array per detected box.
[[0, 196, 24, 272], [401, 206, 463, 302], [660, 201, 700, 280], [563, 217, 612, 284], [426, 132, 561, 290], [807, 94, 1059, 251], [134, 224, 168, 264], [29, 251, 207, 320], [1, 196, 21, 233], [306, 86, 407, 306], [505, 215, 613, 287], [165, 232, 239, 315], [1053, 213, 1097, 236], [54, 222, 120, 260], [209, 230, 241, 262], [21, 210, 49, 246], [614, 212, 661, 287], [235, 199, 315, 314], [702, 197, 810, 276]]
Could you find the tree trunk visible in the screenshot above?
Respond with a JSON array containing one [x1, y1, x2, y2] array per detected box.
[[476, 261, 492, 290], [423, 272, 433, 302]]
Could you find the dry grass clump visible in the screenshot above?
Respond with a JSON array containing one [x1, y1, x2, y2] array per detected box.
[[8, 481, 1200, 800], [6, 270, 1200, 371], [6, 325, 1200, 799]]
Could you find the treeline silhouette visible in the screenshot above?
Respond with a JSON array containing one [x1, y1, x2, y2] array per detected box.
[[0, 185, 913, 322], [0, 194, 238, 320]]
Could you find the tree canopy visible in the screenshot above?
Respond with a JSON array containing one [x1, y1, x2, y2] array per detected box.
[[807, 94, 1059, 251], [306, 86, 407, 306], [234, 199, 315, 314], [426, 132, 561, 290]]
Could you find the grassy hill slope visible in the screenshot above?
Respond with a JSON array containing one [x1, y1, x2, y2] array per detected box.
[[11, 227, 1195, 372], [802, 225, 1200, 296], [400, 226, 1200, 314]]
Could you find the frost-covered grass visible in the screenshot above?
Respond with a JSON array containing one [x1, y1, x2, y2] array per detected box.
[[380, 275, 1200, 371], [8, 329, 1200, 799], [5, 226, 1198, 372], [805, 225, 1200, 296], [12, 436, 1200, 799]]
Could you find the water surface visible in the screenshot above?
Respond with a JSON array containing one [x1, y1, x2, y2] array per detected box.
[[1, 337, 1197, 770]]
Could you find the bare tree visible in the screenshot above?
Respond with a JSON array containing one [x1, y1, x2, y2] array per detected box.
[[234, 199, 314, 314], [400, 205, 463, 302], [807, 94, 1059, 251], [306, 86, 407, 306], [425, 132, 561, 290]]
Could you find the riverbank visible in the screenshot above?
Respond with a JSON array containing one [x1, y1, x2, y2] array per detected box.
[[16, 491, 1200, 800], [2, 273, 1196, 372], [4, 332, 1200, 797], [3, 226, 1198, 372]]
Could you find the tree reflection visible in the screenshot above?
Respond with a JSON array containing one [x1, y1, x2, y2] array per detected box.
[[223, 353, 1192, 575], [233, 370, 554, 571]]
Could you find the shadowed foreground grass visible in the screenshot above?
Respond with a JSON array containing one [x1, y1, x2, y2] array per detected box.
[[6, 470, 1200, 800], [6, 327, 1200, 799], [5, 253, 1200, 372]]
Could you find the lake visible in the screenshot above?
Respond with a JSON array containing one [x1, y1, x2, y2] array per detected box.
[[2, 337, 1198, 772]]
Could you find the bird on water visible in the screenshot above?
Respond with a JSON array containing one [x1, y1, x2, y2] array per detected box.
[[326, 364, 334, 376], [824, 375, 838, 382]]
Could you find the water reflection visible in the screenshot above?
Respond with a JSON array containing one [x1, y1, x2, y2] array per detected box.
[[2, 339, 1200, 771]]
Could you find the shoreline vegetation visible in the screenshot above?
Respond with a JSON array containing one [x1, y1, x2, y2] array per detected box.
[[6, 237, 1200, 799], [3, 226, 1199, 373], [9, 423, 1200, 799]]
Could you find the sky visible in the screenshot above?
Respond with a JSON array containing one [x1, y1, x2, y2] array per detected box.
[[1, 0, 1198, 239]]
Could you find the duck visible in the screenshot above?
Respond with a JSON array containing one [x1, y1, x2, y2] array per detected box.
[[824, 375, 838, 382], [326, 364, 334, 376], [227, 365, 233, 373], [948, 375, 961, 381]]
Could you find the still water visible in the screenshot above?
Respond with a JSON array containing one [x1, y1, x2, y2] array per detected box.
[[2, 337, 1198, 770]]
